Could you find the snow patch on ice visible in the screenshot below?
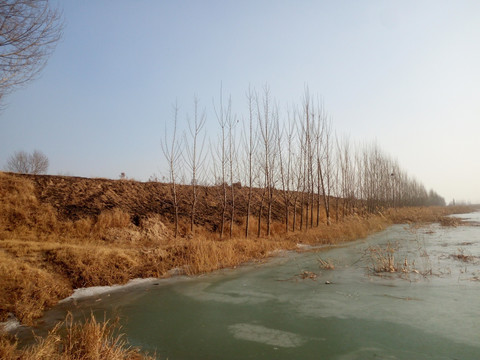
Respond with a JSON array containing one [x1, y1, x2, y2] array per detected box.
[[0, 314, 21, 332], [59, 278, 158, 303], [228, 323, 307, 348]]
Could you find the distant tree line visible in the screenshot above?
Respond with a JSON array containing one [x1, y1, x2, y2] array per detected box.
[[162, 87, 446, 238]]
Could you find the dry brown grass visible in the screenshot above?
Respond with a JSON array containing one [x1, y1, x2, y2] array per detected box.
[[179, 235, 295, 274], [0, 173, 59, 236], [367, 242, 404, 273], [385, 206, 476, 226], [0, 253, 71, 324], [450, 248, 477, 263], [0, 313, 154, 359], [317, 258, 335, 270]]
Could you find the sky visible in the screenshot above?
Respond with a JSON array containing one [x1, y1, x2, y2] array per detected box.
[[1, 0, 479, 204]]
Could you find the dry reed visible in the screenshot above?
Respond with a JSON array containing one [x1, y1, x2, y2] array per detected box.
[[367, 242, 402, 273], [317, 258, 335, 270], [0, 313, 155, 359]]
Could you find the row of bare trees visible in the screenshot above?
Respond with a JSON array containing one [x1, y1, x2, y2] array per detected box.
[[161, 87, 445, 238]]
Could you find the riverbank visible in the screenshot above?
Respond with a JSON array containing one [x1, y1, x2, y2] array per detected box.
[[1, 172, 475, 325], [0, 171, 476, 358]]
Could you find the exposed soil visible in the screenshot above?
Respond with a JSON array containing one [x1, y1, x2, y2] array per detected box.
[[18, 173, 286, 233]]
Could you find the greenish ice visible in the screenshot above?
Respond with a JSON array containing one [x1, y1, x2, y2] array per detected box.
[[19, 212, 480, 359]]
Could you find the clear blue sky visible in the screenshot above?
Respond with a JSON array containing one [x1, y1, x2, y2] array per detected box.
[[1, 0, 479, 203]]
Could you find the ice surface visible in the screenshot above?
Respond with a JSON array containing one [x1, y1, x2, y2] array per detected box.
[[228, 323, 308, 348]]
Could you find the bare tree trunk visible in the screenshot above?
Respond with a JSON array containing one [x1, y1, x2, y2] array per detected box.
[[316, 172, 321, 226], [257, 189, 266, 237], [246, 185, 252, 238], [319, 160, 330, 225], [310, 189, 314, 228], [230, 182, 234, 237], [267, 193, 272, 236], [300, 188, 305, 231], [305, 195, 309, 230], [335, 196, 339, 222], [228, 111, 237, 238], [292, 195, 298, 232]]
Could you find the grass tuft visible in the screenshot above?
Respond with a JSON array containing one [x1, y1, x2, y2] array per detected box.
[[0, 313, 155, 359]]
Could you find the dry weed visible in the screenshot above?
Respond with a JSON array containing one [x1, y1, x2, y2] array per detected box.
[[367, 242, 405, 274], [45, 246, 139, 288], [0, 254, 71, 324], [439, 217, 462, 227], [298, 270, 318, 280], [0, 173, 59, 234], [0, 313, 155, 359], [450, 248, 476, 263], [94, 209, 131, 231], [317, 258, 335, 270]]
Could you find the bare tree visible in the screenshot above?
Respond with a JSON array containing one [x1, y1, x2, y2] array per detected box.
[[318, 118, 333, 225], [213, 87, 232, 239], [184, 97, 207, 234], [278, 107, 295, 233], [227, 110, 238, 238], [0, 0, 63, 102], [242, 88, 258, 238], [300, 89, 317, 230], [298, 122, 307, 231], [161, 103, 182, 238], [6, 149, 49, 174], [257, 86, 277, 237], [289, 108, 303, 232], [336, 135, 355, 218], [6, 150, 29, 173], [30, 149, 49, 174]]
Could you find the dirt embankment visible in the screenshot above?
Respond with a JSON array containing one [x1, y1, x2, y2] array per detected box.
[[19, 173, 287, 231], [0, 172, 475, 326]]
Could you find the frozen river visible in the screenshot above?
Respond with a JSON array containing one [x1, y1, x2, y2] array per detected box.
[[19, 212, 480, 359]]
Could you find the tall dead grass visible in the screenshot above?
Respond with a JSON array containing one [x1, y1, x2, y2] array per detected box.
[[0, 253, 71, 324], [45, 246, 140, 288], [94, 209, 131, 231], [180, 236, 295, 274], [385, 205, 476, 225], [0, 173, 59, 235], [0, 313, 155, 360]]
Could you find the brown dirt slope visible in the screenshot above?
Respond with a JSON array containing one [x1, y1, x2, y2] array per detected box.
[[16, 173, 285, 232], [21, 173, 173, 221]]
